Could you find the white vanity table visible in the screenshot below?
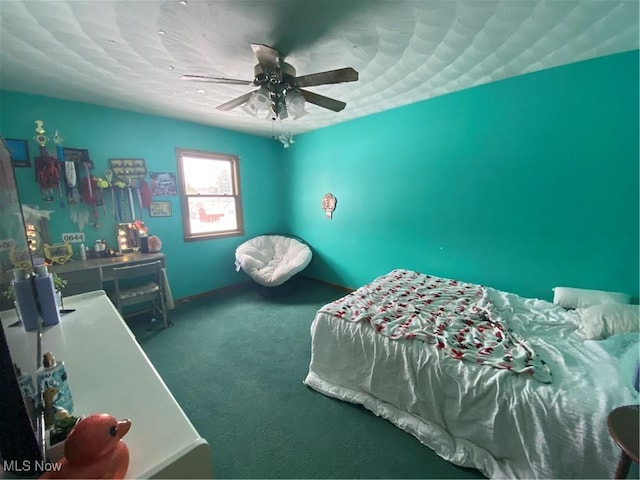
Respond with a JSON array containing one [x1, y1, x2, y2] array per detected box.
[[1, 291, 213, 479]]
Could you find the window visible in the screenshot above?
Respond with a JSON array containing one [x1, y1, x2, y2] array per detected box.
[[176, 148, 244, 241]]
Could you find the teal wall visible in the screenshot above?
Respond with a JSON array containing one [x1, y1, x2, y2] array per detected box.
[[2, 51, 638, 302], [0, 92, 287, 300], [286, 51, 640, 300]]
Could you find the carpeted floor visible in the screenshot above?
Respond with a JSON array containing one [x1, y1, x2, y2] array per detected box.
[[127, 277, 485, 479]]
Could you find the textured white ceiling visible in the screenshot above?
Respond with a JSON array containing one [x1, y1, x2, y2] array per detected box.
[[0, 1, 638, 138]]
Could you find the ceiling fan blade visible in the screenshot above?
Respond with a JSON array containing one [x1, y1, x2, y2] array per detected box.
[[295, 67, 359, 88], [251, 43, 280, 71], [180, 75, 254, 86], [216, 91, 256, 111], [298, 89, 346, 112]]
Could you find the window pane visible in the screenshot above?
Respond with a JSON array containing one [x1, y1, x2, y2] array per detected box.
[[183, 156, 232, 195], [188, 197, 237, 234], [177, 148, 244, 241]]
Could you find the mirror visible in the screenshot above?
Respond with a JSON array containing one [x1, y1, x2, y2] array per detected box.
[[0, 136, 45, 473], [116, 222, 142, 253]]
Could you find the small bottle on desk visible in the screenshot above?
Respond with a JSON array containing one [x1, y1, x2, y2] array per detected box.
[[37, 351, 74, 415], [12, 268, 39, 332], [34, 264, 61, 327]]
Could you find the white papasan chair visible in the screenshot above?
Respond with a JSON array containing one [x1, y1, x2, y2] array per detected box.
[[234, 234, 312, 287]]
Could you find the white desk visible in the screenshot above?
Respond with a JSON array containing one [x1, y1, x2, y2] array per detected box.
[[1, 291, 213, 479], [0, 253, 167, 311]]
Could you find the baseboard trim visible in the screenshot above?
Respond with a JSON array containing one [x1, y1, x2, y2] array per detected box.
[[174, 281, 253, 305], [299, 275, 355, 293], [172, 277, 353, 306]]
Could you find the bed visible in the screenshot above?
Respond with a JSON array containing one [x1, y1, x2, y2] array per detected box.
[[304, 269, 639, 479]]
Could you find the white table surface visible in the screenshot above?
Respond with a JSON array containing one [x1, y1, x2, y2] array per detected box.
[[1, 291, 212, 479]]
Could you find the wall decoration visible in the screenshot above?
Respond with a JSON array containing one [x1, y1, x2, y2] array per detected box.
[[33, 121, 61, 203], [149, 201, 172, 217], [150, 172, 178, 196], [0, 238, 16, 251], [9, 247, 31, 269], [5, 139, 30, 167], [61, 232, 86, 244], [322, 193, 337, 219], [109, 158, 147, 180], [43, 242, 73, 264], [61, 147, 91, 165]]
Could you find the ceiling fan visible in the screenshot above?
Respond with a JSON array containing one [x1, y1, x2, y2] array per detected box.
[[180, 43, 359, 121]]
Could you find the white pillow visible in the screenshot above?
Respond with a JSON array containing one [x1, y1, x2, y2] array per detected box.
[[577, 304, 640, 340], [552, 286, 631, 309]]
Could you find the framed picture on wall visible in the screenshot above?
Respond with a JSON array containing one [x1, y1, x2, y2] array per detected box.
[[149, 201, 172, 217], [5, 139, 30, 167], [61, 147, 91, 165], [149, 172, 178, 196]]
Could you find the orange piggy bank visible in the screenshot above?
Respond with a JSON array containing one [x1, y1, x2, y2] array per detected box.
[[41, 413, 131, 479]]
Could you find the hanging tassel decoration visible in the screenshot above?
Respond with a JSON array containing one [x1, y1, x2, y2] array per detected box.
[[139, 179, 152, 209], [128, 186, 136, 220], [115, 186, 123, 222]]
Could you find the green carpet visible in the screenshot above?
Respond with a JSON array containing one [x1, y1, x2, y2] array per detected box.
[[127, 278, 485, 479]]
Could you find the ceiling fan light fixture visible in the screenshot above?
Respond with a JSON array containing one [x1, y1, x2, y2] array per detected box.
[[241, 86, 270, 117], [183, 44, 358, 122], [255, 88, 270, 110], [241, 98, 258, 117], [286, 91, 308, 120]]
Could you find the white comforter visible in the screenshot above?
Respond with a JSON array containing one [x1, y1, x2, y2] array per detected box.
[[304, 271, 639, 479]]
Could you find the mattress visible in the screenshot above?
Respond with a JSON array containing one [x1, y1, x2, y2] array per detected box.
[[304, 269, 639, 479]]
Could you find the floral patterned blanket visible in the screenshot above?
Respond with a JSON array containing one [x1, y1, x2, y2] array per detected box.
[[320, 269, 552, 383]]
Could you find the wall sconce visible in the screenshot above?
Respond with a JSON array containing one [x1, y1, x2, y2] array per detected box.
[[322, 193, 337, 219]]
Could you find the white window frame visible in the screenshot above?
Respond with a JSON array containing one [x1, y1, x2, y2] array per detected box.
[[176, 147, 244, 241]]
